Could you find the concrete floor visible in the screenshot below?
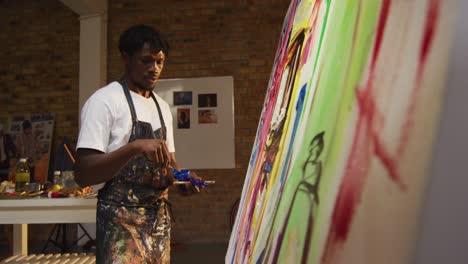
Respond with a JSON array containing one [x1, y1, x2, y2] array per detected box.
[[172, 243, 227, 264]]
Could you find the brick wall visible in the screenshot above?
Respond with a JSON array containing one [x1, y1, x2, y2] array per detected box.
[[0, 0, 79, 144], [108, 0, 290, 243], [0, 0, 79, 245], [0, 0, 291, 244]]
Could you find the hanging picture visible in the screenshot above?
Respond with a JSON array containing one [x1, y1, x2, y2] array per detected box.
[[173, 91, 193, 105], [177, 108, 191, 129], [198, 93, 217, 108], [199, 110, 217, 124]]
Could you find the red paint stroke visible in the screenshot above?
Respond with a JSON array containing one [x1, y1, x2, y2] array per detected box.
[[323, 78, 405, 252], [325, 91, 373, 241], [322, 0, 441, 262], [420, 0, 440, 66], [300, 1, 321, 66], [258, 0, 299, 147], [372, 130, 403, 188], [398, 0, 440, 155], [371, 0, 391, 69]]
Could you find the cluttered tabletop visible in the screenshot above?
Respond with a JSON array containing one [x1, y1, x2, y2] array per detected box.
[[0, 180, 96, 200]]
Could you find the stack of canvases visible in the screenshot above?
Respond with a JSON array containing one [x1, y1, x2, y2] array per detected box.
[[227, 0, 455, 263]]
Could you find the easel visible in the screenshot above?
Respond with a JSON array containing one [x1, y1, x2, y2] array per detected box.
[[42, 223, 94, 253], [43, 139, 94, 253]]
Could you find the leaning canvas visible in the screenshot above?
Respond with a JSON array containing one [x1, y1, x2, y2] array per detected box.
[[226, 0, 456, 263]]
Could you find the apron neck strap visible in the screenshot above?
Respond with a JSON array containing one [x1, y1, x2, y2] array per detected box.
[[150, 93, 166, 129], [118, 79, 166, 133], [119, 79, 138, 125]]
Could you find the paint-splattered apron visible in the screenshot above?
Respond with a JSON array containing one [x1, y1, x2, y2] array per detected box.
[[96, 80, 172, 264]]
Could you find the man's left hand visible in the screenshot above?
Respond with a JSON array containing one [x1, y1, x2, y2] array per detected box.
[[176, 171, 204, 196]]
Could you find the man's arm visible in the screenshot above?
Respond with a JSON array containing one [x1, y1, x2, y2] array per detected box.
[[169, 153, 181, 170], [75, 138, 170, 187]]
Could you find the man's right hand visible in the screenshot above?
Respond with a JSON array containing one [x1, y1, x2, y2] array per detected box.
[[132, 139, 170, 167], [76, 139, 171, 188]]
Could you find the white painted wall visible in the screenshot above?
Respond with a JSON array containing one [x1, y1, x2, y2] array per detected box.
[[78, 14, 107, 112], [156, 76, 236, 169]]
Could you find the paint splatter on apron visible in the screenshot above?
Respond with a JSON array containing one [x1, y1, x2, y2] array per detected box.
[[96, 80, 172, 264]]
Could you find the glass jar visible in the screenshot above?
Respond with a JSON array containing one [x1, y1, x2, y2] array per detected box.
[[15, 158, 30, 192]]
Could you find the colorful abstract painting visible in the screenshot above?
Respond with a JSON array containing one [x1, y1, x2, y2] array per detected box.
[[227, 0, 455, 263]]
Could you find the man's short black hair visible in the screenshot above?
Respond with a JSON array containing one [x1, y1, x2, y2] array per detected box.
[[119, 24, 170, 57]]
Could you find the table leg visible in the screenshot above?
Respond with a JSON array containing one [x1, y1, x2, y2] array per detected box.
[[13, 224, 27, 255]]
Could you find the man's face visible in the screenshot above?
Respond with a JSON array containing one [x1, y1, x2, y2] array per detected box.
[[125, 42, 166, 91]]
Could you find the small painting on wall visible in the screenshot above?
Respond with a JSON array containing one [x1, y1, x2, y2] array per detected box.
[[177, 108, 190, 129], [174, 91, 193, 105], [199, 109, 217, 124], [198, 93, 217, 107]]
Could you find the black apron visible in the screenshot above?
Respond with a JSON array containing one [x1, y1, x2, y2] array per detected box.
[[96, 80, 172, 264]]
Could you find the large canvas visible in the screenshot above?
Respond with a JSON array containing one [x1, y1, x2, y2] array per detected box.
[[227, 0, 455, 263]]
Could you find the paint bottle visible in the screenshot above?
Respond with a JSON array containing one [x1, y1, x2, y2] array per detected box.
[[15, 158, 30, 192]]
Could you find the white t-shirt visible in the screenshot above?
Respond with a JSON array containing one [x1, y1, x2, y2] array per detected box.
[[77, 81, 175, 154]]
